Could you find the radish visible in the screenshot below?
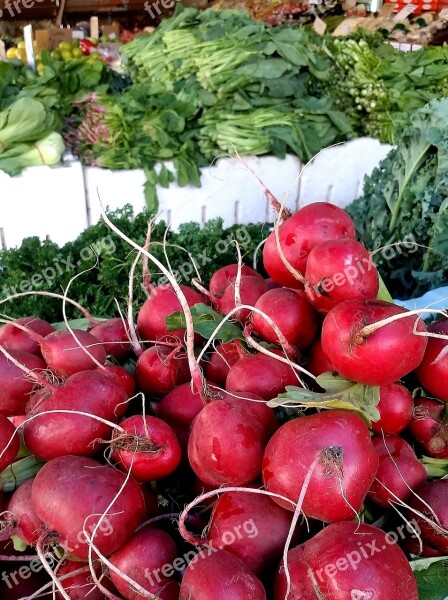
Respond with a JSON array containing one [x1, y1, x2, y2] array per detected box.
[[410, 480, 448, 553], [0, 317, 54, 356], [4, 478, 44, 546], [207, 491, 296, 576], [152, 382, 204, 430], [137, 285, 204, 342], [263, 410, 378, 521], [321, 300, 427, 385], [0, 414, 20, 472], [371, 383, 414, 434], [224, 391, 279, 440], [274, 521, 418, 599], [0, 350, 46, 416], [179, 548, 266, 600], [306, 337, 334, 376], [305, 239, 379, 313], [407, 397, 448, 458], [188, 397, 269, 486], [415, 318, 448, 401], [55, 560, 117, 599], [40, 329, 107, 378], [103, 364, 136, 401], [209, 264, 263, 302], [90, 318, 132, 360], [135, 345, 184, 396], [252, 288, 318, 350], [109, 525, 180, 600], [217, 276, 269, 324], [112, 415, 181, 481], [263, 202, 356, 288], [31, 455, 145, 559], [23, 370, 128, 460], [226, 352, 299, 400], [204, 340, 245, 387], [368, 435, 427, 507]]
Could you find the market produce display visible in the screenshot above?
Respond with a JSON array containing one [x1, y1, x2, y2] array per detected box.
[[0, 194, 447, 599]]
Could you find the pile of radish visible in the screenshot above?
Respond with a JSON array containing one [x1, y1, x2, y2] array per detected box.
[[0, 200, 447, 600]]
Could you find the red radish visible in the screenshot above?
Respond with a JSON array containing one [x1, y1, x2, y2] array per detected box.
[[368, 435, 427, 507], [0, 317, 54, 356], [112, 415, 181, 481], [407, 397, 448, 458], [137, 285, 204, 342], [321, 300, 427, 385], [141, 486, 160, 518], [0, 414, 20, 472], [224, 390, 279, 441], [4, 478, 44, 546], [152, 382, 204, 430], [403, 533, 443, 558], [23, 370, 128, 460], [307, 338, 334, 376], [40, 329, 107, 378], [371, 383, 414, 434], [263, 410, 378, 521], [265, 278, 281, 290], [1, 565, 49, 600], [0, 350, 46, 416], [410, 480, 448, 553], [305, 239, 379, 313], [208, 491, 296, 575], [204, 340, 245, 387], [263, 202, 356, 288], [415, 318, 448, 401], [109, 525, 180, 600], [55, 560, 117, 599], [135, 346, 183, 396], [188, 398, 269, 486], [226, 352, 299, 400], [252, 288, 318, 350], [217, 276, 269, 324], [179, 549, 266, 600], [90, 318, 132, 360], [274, 521, 418, 600], [209, 264, 263, 301], [103, 364, 136, 401], [31, 455, 145, 559]]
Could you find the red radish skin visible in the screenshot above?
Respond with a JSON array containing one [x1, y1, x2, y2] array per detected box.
[[209, 264, 263, 301], [415, 318, 448, 401], [188, 398, 268, 486], [0, 565, 49, 600], [112, 415, 181, 481], [23, 370, 128, 460], [90, 318, 132, 360], [152, 383, 204, 430], [0, 350, 46, 416], [208, 491, 296, 575], [367, 435, 427, 507], [263, 202, 356, 288], [307, 338, 334, 376], [110, 526, 180, 600], [410, 480, 448, 553], [407, 397, 448, 458], [5, 478, 44, 546], [31, 455, 146, 559], [0, 414, 20, 472], [204, 340, 245, 387], [305, 239, 379, 313], [403, 534, 443, 558], [252, 288, 318, 350], [103, 364, 136, 402], [226, 352, 299, 401], [321, 300, 428, 385], [179, 549, 266, 600], [217, 276, 269, 324], [135, 346, 183, 396], [223, 390, 279, 441], [263, 410, 378, 521], [40, 329, 107, 378], [371, 383, 414, 435], [137, 285, 204, 342], [0, 317, 54, 356], [55, 561, 117, 599], [274, 521, 418, 600]]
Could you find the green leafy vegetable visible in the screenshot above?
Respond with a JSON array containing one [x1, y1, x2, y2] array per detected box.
[[166, 303, 243, 343], [411, 557, 448, 600]]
